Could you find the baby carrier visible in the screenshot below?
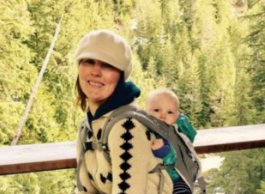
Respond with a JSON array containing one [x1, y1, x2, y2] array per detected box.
[[76, 105, 206, 194]]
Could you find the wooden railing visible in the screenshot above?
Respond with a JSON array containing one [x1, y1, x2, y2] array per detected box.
[[0, 124, 265, 175]]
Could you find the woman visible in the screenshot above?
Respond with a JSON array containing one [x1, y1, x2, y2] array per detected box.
[[74, 30, 173, 194]]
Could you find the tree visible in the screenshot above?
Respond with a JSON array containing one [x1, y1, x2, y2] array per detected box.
[[210, 149, 265, 194], [0, 0, 35, 145], [244, 0, 265, 123], [257, 180, 265, 194], [177, 49, 202, 127]]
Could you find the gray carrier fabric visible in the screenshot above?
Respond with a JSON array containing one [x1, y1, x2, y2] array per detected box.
[[76, 105, 207, 194]]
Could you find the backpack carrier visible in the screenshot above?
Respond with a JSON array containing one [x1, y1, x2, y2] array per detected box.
[[76, 105, 206, 194]]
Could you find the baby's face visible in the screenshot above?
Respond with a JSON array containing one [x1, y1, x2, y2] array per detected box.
[[147, 93, 179, 125]]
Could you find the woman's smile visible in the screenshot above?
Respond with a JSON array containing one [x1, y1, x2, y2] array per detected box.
[[88, 80, 104, 87]]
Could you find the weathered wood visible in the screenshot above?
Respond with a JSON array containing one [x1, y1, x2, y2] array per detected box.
[[0, 141, 76, 175], [194, 124, 265, 153], [1, 124, 265, 175]]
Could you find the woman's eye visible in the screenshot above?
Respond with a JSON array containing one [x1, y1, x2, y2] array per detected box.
[[154, 109, 160, 112], [84, 59, 95, 64], [102, 63, 112, 68]]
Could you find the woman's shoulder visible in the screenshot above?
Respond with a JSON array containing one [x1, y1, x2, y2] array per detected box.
[[108, 102, 148, 131], [77, 117, 89, 134]]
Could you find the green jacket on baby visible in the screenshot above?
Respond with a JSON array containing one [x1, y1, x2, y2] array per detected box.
[[152, 114, 197, 182]]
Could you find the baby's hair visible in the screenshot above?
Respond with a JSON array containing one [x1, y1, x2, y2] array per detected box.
[[146, 88, 180, 110]]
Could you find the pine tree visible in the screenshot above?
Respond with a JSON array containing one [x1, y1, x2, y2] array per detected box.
[[177, 49, 202, 127], [257, 180, 265, 194], [244, 0, 265, 123], [0, 0, 35, 145], [129, 55, 156, 109]]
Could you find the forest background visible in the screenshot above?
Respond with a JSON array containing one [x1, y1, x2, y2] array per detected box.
[[1, 0, 265, 193]]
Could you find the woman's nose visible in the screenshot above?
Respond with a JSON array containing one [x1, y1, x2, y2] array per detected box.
[[90, 62, 102, 77]]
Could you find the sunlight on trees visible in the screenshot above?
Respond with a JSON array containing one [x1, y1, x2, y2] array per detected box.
[[1, 0, 265, 193]]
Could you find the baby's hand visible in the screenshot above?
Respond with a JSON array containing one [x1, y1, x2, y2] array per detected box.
[[151, 139, 164, 150]]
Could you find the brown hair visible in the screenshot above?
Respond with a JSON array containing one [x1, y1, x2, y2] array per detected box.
[[75, 76, 87, 112]]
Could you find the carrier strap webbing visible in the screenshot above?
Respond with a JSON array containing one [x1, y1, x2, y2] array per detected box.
[[76, 119, 88, 192]]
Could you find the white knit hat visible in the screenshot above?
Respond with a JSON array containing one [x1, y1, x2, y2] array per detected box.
[[75, 30, 133, 80]]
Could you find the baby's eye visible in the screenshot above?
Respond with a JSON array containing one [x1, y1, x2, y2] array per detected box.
[[154, 109, 160, 112], [168, 111, 174, 114]]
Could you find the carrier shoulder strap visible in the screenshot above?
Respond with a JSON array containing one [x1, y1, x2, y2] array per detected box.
[[76, 118, 106, 193], [76, 118, 88, 192], [174, 125, 207, 194]]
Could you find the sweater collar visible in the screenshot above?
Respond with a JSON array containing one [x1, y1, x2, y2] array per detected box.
[[87, 81, 141, 124]]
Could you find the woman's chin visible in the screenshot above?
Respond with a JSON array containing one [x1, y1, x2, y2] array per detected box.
[[88, 96, 107, 105]]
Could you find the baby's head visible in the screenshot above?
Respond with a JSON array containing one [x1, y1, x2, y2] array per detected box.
[[146, 88, 180, 125]]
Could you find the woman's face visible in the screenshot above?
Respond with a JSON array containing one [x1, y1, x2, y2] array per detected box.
[[78, 58, 121, 107]]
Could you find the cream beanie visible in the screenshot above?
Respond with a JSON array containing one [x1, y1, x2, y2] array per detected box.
[[75, 30, 133, 80]]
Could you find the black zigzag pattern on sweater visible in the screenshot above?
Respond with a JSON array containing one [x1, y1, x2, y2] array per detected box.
[[100, 172, 113, 183], [145, 130, 151, 141], [118, 118, 134, 193], [97, 128, 102, 140], [83, 186, 87, 192], [87, 130, 93, 139], [88, 172, 94, 181]]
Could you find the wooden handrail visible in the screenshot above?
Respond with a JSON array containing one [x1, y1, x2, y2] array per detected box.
[[0, 141, 76, 175], [0, 124, 265, 175], [194, 124, 265, 153]]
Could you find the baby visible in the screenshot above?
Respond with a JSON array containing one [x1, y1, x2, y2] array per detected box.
[[146, 88, 197, 194]]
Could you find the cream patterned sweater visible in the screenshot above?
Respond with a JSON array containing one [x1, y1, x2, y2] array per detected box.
[[75, 102, 173, 194]]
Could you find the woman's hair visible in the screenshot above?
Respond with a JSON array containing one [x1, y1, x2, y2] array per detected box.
[[75, 72, 124, 111], [75, 76, 87, 112]]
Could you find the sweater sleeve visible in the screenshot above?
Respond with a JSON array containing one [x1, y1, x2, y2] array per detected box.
[[152, 138, 171, 158], [176, 114, 197, 143], [108, 118, 155, 194], [75, 129, 98, 194]]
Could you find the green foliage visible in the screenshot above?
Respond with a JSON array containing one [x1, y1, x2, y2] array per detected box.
[[209, 149, 265, 194], [0, 0, 36, 145], [257, 181, 265, 194], [0, 170, 75, 194], [244, 0, 265, 123], [177, 50, 202, 127]]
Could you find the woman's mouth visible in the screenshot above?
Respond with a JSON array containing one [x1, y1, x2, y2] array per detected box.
[[88, 81, 104, 87]]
